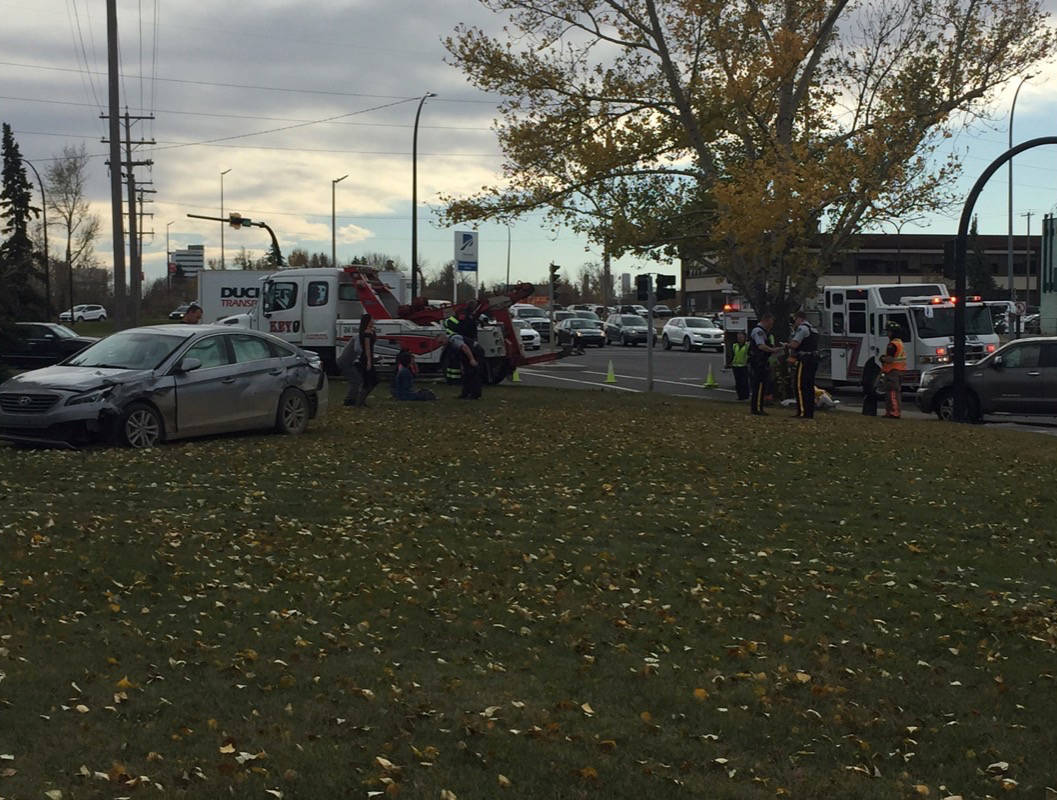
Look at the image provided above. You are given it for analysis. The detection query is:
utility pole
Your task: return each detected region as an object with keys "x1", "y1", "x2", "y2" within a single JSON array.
[
  {"x1": 105, "y1": 0, "x2": 126, "y2": 327},
  {"x1": 602, "y1": 241, "x2": 611, "y2": 311},
  {"x1": 1023, "y1": 210, "x2": 1031, "y2": 310},
  {"x1": 166, "y1": 221, "x2": 174, "y2": 293},
  {"x1": 103, "y1": 109, "x2": 154, "y2": 325}
]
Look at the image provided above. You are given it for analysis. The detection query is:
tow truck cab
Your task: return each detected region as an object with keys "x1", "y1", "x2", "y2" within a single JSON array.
[{"x1": 812, "y1": 283, "x2": 999, "y2": 389}]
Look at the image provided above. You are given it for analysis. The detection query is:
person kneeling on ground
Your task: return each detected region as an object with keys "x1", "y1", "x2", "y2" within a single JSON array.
[{"x1": 395, "y1": 350, "x2": 436, "y2": 401}]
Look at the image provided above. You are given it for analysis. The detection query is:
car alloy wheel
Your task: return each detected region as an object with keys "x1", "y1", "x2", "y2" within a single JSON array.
[
  {"x1": 121, "y1": 402, "x2": 163, "y2": 448},
  {"x1": 683, "y1": 337, "x2": 693, "y2": 352},
  {"x1": 276, "y1": 388, "x2": 309, "y2": 435},
  {"x1": 662, "y1": 335, "x2": 671, "y2": 350}
]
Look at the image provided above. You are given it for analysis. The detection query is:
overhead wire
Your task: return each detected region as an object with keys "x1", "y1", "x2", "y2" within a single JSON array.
[
  {"x1": 64, "y1": 0, "x2": 104, "y2": 112},
  {"x1": 0, "y1": 94, "x2": 494, "y2": 130},
  {"x1": 0, "y1": 60, "x2": 500, "y2": 104}
]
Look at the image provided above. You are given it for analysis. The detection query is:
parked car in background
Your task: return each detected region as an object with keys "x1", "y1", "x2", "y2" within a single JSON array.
[
  {"x1": 169, "y1": 304, "x2": 192, "y2": 320},
  {"x1": 661, "y1": 317, "x2": 725, "y2": 352},
  {"x1": 555, "y1": 318, "x2": 606, "y2": 348},
  {"x1": 916, "y1": 337, "x2": 1057, "y2": 421},
  {"x1": 58, "y1": 304, "x2": 108, "y2": 323},
  {"x1": 0, "y1": 323, "x2": 98, "y2": 370},
  {"x1": 604, "y1": 314, "x2": 651, "y2": 346},
  {"x1": 0, "y1": 325, "x2": 327, "y2": 448},
  {"x1": 510, "y1": 304, "x2": 551, "y2": 339},
  {"x1": 652, "y1": 304, "x2": 674, "y2": 318},
  {"x1": 553, "y1": 310, "x2": 576, "y2": 327},
  {"x1": 512, "y1": 319, "x2": 541, "y2": 351}
]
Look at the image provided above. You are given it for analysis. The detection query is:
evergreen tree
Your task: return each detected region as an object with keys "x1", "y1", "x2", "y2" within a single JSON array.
[{"x1": 0, "y1": 122, "x2": 45, "y2": 338}]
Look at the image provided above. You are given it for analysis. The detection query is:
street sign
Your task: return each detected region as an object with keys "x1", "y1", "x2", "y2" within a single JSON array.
[
  {"x1": 168, "y1": 262, "x2": 177, "y2": 275},
  {"x1": 455, "y1": 230, "x2": 478, "y2": 272},
  {"x1": 1015, "y1": 301, "x2": 1027, "y2": 316}
]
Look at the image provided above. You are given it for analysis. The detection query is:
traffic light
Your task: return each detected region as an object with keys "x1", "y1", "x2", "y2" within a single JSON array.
[
  {"x1": 229, "y1": 212, "x2": 244, "y2": 229},
  {"x1": 635, "y1": 274, "x2": 650, "y2": 302},
  {"x1": 549, "y1": 263, "x2": 561, "y2": 292},
  {"x1": 656, "y1": 273, "x2": 676, "y2": 301}
]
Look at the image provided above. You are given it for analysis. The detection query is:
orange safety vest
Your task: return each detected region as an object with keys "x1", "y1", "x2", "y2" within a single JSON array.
[{"x1": 882, "y1": 338, "x2": 907, "y2": 373}]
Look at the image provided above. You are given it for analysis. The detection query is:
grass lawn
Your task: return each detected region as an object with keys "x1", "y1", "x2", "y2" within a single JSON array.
[{"x1": 1, "y1": 385, "x2": 1055, "y2": 799}]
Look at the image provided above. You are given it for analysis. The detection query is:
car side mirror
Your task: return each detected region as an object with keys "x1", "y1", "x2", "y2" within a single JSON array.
[
  {"x1": 992, "y1": 355, "x2": 1003, "y2": 369},
  {"x1": 176, "y1": 356, "x2": 202, "y2": 374}
]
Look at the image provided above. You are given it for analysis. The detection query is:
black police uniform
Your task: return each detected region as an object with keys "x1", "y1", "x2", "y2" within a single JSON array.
[
  {"x1": 748, "y1": 324, "x2": 770, "y2": 415},
  {"x1": 791, "y1": 320, "x2": 819, "y2": 418}
]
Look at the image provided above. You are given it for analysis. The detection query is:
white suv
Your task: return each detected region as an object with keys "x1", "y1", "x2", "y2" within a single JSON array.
[
  {"x1": 59, "y1": 304, "x2": 108, "y2": 323},
  {"x1": 661, "y1": 317, "x2": 724, "y2": 352}
]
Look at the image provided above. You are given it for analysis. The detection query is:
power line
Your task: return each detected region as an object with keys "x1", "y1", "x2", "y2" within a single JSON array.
[
  {"x1": 0, "y1": 95, "x2": 494, "y2": 131},
  {"x1": 64, "y1": 0, "x2": 103, "y2": 111},
  {"x1": 0, "y1": 59, "x2": 500, "y2": 104},
  {"x1": 15, "y1": 129, "x2": 503, "y2": 158}
]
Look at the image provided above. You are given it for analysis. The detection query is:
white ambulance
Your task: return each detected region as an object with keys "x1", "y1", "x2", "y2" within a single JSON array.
[{"x1": 807, "y1": 283, "x2": 999, "y2": 389}]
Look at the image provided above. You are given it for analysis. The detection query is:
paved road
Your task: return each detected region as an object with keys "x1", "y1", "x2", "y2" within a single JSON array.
[{"x1": 515, "y1": 344, "x2": 1057, "y2": 436}]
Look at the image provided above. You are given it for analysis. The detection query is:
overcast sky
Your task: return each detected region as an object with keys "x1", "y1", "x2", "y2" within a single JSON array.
[{"x1": 4, "y1": 0, "x2": 1057, "y2": 292}]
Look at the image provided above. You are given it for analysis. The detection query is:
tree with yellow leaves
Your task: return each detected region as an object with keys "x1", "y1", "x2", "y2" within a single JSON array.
[{"x1": 442, "y1": 0, "x2": 1052, "y2": 324}]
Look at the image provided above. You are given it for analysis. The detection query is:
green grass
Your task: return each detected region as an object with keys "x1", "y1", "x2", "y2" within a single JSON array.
[{"x1": 1, "y1": 385, "x2": 1056, "y2": 799}]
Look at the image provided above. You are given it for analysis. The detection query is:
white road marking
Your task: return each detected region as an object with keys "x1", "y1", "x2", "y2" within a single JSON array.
[
  {"x1": 516, "y1": 370, "x2": 641, "y2": 392},
  {"x1": 581, "y1": 370, "x2": 736, "y2": 392}
]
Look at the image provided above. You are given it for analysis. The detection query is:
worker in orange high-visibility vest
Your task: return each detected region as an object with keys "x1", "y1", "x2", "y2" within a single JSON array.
[{"x1": 880, "y1": 321, "x2": 907, "y2": 418}]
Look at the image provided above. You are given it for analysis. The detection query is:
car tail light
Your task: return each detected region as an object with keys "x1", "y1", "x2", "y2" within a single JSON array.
[
  {"x1": 986, "y1": 344, "x2": 996, "y2": 353},
  {"x1": 935, "y1": 346, "x2": 947, "y2": 356}
]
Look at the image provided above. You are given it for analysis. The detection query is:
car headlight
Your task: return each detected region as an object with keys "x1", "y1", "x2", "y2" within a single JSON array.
[{"x1": 66, "y1": 386, "x2": 115, "y2": 406}]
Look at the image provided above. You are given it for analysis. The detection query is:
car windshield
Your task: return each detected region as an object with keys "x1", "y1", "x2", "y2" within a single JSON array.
[
  {"x1": 913, "y1": 306, "x2": 993, "y2": 338},
  {"x1": 47, "y1": 324, "x2": 78, "y2": 338},
  {"x1": 621, "y1": 315, "x2": 644, "y2": 325},
  {"x1": 683, "y1": 319, "x2": 715, "y2": 329},
  {"x1": 568, "y1": 320, "x2": 594, "y2": 329},
  {"x1": 65, "y1": 330, "x2": 189, "y2": 370},
  {"x1": 573, "y1": 311, "x2": 599, "y2": 321},
  {"x1": 517, "y1": 308, "x2": 547, "y2": 319}
]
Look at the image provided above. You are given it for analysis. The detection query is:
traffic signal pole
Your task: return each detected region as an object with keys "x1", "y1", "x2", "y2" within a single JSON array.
[{"x1": 646, "y1": 276, "x2": 655, "y2": 392}]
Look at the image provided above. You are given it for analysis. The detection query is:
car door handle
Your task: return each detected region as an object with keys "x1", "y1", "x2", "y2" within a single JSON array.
[
  {"x1": 1028, "y1": 371, "x2": 1041, "y2": 377},
  {"x1": 221, "y1": 377, "x2": 237, "y2": 384},
  {"x1": 268, "y1": 368, "x2": 284, "y2": 375}
]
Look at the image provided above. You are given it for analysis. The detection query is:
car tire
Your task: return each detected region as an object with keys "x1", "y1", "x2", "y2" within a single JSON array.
[
  {"x1": 662, "y1": 335, "x2": 671, "y2": 350},
  {"x1": 75, "y1": 316, "x2": 84, "y2": 323},
  {"x1": 622, "y1": 335, "x2": 629, "y2": 347},
  {"x1": 683, "y1": 337, "x2": 693, "y2": 352},
  {"x1": 118, "y1": 402, "x2": 164, "y2": 448},
  {"x1": 99, "y1": 314, "x2": 107, "y2": 321},
  {"x1": 275, "y1": 388, "x2": 310, "y2": 435},
  {"x1": 935, "y1": 389, "x2": 980, "y2": 423}
]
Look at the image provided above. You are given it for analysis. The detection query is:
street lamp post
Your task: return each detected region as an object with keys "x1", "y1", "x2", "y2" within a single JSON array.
[
  {"x1": 220, "y1": 168, "x2": 231, "y2": 268},
  {"x1": 332, "y1": 174, "x2": 348, "y2": 268},
  {"x1": 166, "y1": 220, "x2": 174, "y2": 292},
  {"x1": 23, "y1": 159, "x2": 50, "y2": 318},
  {"x1": 1008, "y1": 75, "x2": 1032, "y2": 303},
  {"x1": 411, "y1": 91, "x2": 436, "y2": 299}
]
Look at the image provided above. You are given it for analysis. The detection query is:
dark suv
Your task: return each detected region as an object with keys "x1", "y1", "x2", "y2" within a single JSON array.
[
  {"x1": 916, "y1": 337, "x2": 1057, "y2": 420},
  {"x1": 0, "y1": 323, "x2": 98, "y2": 370},
  {"x1": 604, "y1": 314, "x2": 651, "y2": 346}
]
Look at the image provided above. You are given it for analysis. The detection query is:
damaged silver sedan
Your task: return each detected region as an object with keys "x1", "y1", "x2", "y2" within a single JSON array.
[{"x1": 0, "y1": 325, "x2": 328, "y2": 448}]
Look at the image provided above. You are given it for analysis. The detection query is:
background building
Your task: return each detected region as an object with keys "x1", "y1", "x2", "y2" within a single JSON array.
[
  {"x1": 682, "y1": 233, "x2": 1041, "y2": 313},
  {"x1": 171, "y1": 245, "x2": 206, "y2": 281}
]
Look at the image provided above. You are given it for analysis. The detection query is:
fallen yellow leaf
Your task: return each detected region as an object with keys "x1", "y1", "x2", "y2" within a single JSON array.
[{"x1": 693, "y1": 688, "x2": 708, "y2": 701}]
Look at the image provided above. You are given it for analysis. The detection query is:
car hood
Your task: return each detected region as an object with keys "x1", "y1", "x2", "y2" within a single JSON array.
[
  {"x1": 66, "y1": 336, "x2": 100, "y2": 347},
  {"x1": 1, "y1": 365, "x2": 155, "y2": 394}
]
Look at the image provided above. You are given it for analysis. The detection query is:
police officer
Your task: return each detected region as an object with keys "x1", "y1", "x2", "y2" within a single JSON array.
[
  {"x1": 442, "y1": 315, "x2": 462, "y2": 384},
  {"x1": 748, "y1": 313, "x2": 781, "y2": 415},
  {"x1": 786, "y1": 310, "x2": 820, "y2": 419},
  {"x1": 880, "y1": 321, "x2": 907, "y2": 418}
]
